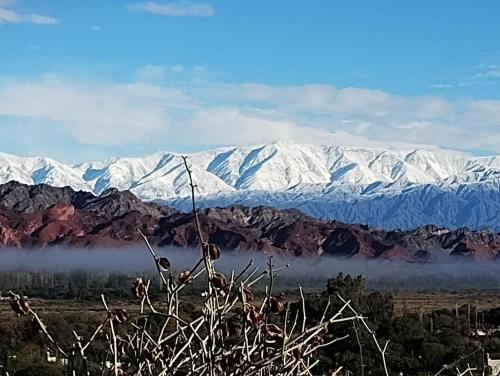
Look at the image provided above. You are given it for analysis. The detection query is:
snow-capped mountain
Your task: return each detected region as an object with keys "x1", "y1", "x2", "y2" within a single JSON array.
[{"x1": 1, "y1": 142, "x2": 500, "y2": 231}]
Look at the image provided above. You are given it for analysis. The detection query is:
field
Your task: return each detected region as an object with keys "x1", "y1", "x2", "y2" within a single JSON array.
[{"x1": 3, "y1": 290, "x2": 500, "y2": 317}]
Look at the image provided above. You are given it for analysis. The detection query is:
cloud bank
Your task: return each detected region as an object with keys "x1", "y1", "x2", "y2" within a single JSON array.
[
  {"x1": 0, "y1": 67, "x2": 499, "y2": 162},
  {"x1": 0, "y1": 2, "x2": 58, "y2": 25},
  {"x1": 3, "y1": 247, "x2": 500, "y2": 292}
]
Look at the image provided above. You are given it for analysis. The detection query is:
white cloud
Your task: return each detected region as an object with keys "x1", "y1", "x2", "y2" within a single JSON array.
[
  {"x1": 127, "y1": 1, "x2": 214, "y2": 17},
  {"x1": 429, "y1": 83, "x2": 454, "y2": 89},
  {"x1": 430, "y1": 64, "x2": 500, "y2": 89},
  {"x1": 471, "y1": 70, "x2": 500, "y2": 80},
  {"x1": 0, "y1": 5, "x2": 58, "y2": 25},
  {"x1": 197, "y1": 84, "x2": 452, "y2": 121},
  {"x1": 176, "y1": 107, "x2": 427, "y2": 151},
  {"x1": 454, "y1": 64, "x2": 500, "y2": 87},
  {"x1": 0, "y1": 70, "x2": 500, "y2": 159},
  {"x1": 136, "y1": 64, "x2": 167, "y2": 82},
  {"x1": 0, "y1": 76, "x2": 197, "y2": 147}
]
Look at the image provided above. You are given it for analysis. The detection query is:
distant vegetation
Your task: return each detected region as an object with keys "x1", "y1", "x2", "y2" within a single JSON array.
[
  {"x1": 3, "y1": 262, "x2": 500, "y2": 303},
  {"x1": 3, "y1": 273, "x2": 500, "y2": 375}
]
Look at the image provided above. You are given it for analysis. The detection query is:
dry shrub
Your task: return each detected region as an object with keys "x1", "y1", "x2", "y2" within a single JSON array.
[{"x1": 6, "y1": 157, "x2": 392, "y2": 376}]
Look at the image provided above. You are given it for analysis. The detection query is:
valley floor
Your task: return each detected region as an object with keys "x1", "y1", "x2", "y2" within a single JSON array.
[{"x1": 3, "y1": 290, "x2": 500, "y2": 317}]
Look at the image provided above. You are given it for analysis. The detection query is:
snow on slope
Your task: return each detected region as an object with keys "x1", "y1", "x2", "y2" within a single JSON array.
[
  {"x1": 1, "y1": 142, "x2": 499, "y2": 200},
  {"x1": 0, "y1": 152, "x2": 88, "y2": 190},
  {"x1": 2, "y1": 142, "x2": 500, "y2": 230}
]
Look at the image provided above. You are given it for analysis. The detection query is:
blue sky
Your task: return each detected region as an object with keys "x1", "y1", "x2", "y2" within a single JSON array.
[{"x1": 1, "y1": 0, "x2": 500, "y2": 162}]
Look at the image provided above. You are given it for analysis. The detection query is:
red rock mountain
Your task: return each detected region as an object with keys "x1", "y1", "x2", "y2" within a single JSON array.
[{"x1": 0, "y1": 181, "x2": 499, "y2": 261}]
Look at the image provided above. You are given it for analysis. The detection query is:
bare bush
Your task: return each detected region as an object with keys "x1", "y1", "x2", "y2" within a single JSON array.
[{"x1": 5, "y1": 156, "x2": 393, "y2": 376}]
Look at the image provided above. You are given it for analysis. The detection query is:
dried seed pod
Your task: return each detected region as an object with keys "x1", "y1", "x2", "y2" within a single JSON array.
[
  {"x1": 131, "y1": 278, "x2": 146, "y2": 299},
  {"x1": 238, "y1": 284, "x2": 254, "y2": 304},
  {"x1": 113, "y1": 308, "x2": 129, "y2": 323},
  {"x1": 210, "y1": 272, "x2": 227, "y2": 290},
  {"x1": 157, "y1": 257, "x2": 171, "y2": 271},
  {"x1": 245, "y1": 305, "x2": 263, "y2": 328},
  {"x1": 10, "y1": 297, "x2": 30, "y2": 316},
  {"x1": 206, "y1": 243, "x2": 221, "y2": 260},
  {"x1": 269, "y1": 296, "x2": 285, "y2": 313},
  {"x1": 265, "y1": 323, "x2": 283, "y2": 337},
  {"x1": 265, "y1": 323, "x2": 285, "y2": 347},
  {"x1": 178, "y1": 270, "x2": 192, "y2": 284}
]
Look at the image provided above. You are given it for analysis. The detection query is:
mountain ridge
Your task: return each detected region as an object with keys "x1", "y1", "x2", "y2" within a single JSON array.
[
  {"x1": 0, "y1": 181, "x2": 499, "y2": 261},
  {"x1": 1, "y1": 142, "x2": 499, "y2": 231}
]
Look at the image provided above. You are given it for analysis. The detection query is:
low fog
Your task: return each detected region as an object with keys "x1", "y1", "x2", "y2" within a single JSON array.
[{"x1": 1, "y1": 247, "x2": 500, "y2": 291}]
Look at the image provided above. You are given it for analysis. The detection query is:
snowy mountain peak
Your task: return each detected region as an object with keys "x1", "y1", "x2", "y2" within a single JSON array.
[{"x1": 1, "y1": 143, "x2": 499, "y2": 203}]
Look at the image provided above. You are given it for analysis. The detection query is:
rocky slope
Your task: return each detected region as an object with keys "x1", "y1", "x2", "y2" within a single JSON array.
[
  {"x1": 1, "y1": 142, "x2": 500, "y2": 231},
  {"x1": 0, "y1": 182, "x2": 499, "y2": 261}
]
